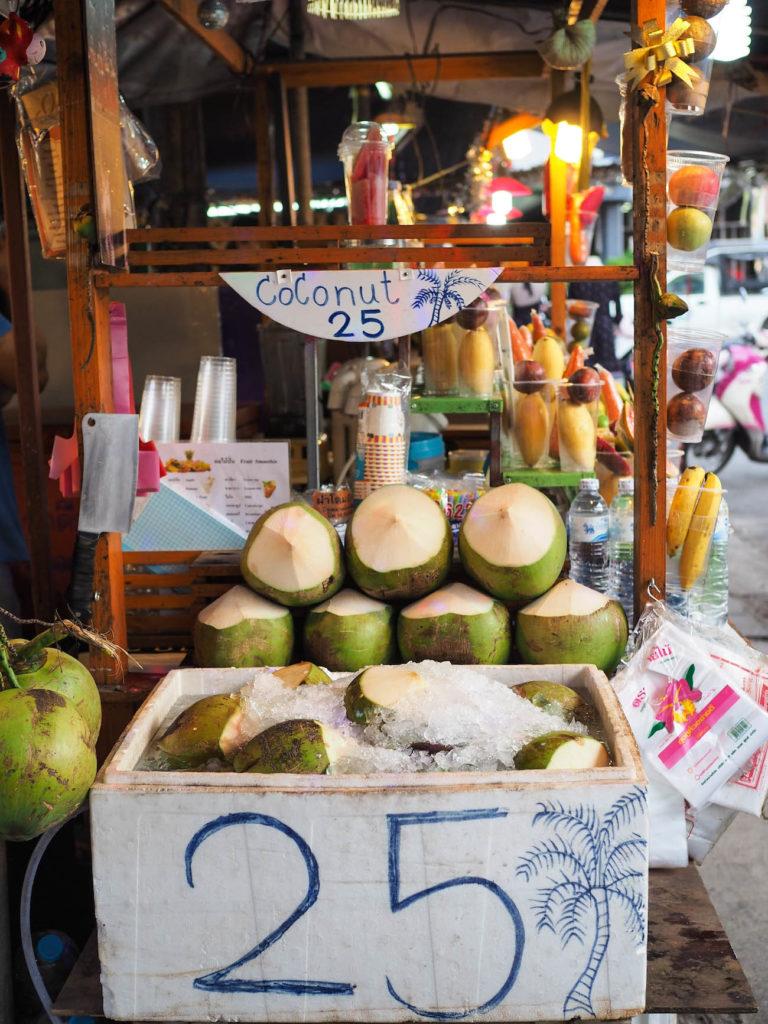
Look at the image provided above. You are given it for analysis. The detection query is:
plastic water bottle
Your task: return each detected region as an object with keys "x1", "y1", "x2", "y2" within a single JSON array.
[
  {"x1": 567, "y1": 478, "x2": 609, "y2": 591},
  {"x1": 32, "y1": 931, "x2": 78, "y2": 1001},
  {"x1": 609, "y1": 477, "x2": 635, "y2": 628},
  {"x1": 690, "y1": 496, "x2": 729, "y2": 627}
]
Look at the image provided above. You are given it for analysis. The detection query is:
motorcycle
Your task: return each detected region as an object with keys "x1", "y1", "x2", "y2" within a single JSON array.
[{"x1": 684, "y1": 338, "x2": 768, "y2": 473}]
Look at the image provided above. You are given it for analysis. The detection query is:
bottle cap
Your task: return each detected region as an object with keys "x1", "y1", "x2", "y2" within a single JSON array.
[
  {"x1": 579, "y1": 478, "x2": 599, "y2": 492},
  {"x1": 618, "y1": 477, "x2": 635, "y2": 494},
  {"x1": 36, "y1": 933, "x2": 64, "y2": 963}
]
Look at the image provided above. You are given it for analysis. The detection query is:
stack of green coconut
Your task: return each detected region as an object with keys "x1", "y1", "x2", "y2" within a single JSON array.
[{"x1": 197, "y1": 482, "x2": 628, "y2": 675}]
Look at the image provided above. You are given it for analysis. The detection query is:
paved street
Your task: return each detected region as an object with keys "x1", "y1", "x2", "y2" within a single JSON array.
[{"x1": 696, "y1": 450, "x2": 768, "y2": 1020}]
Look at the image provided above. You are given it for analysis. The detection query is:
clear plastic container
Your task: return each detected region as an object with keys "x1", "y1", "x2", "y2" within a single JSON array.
[
  {"x1": 566, "y1": 298, "x2": 599, "y2": 352},
  {"x1": 138, "y1": 375, "x2": 181, "y2": 442},
  {"x1": 421, "y1": 323, "x2": 459, "y2": 396},
  {"x1": 665, "y1": 1, "x2": 717, "y2": 117},
  {"x1": 609, "y1": 477, "x2": 635, "y2": 628},
  {"x1": 190, "y1": 356, "x2": 237, "y2": 443},
  {"x1": 596, "y1": 449, "x2": 633, "y2": 506},
  {"x1": 338, "y1": 121, "x2": 392, "y2": 227},
  {"x1": 666, "y1": 326, "x2": 726, "y2": 443},
  {"x1": 568, "y1": 477, "x2": 610, "y2": 592},
  {"x1": 447, "y1": 448, "x2": 487, "y2": 475},
  {"x1": 565, "y1": 208, "x2": 598, "y2": 266},
  {"x1": 690, "y1": 496, "x2": 729, "y2": 627},
  {"x1": 505, "y1": 379, "x2": 557, "y2": 470},
  {"x1": 665, "y1": 480, "x2": 725, "y2": 617},
  {"x1": 666, "y1": 150, "x2": 729, "y2": 274},
  {"x1": 557, "y1": 379, "x2": 599, "y2": 472}
]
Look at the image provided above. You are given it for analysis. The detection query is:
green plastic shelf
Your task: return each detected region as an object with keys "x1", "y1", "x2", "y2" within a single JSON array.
[
  {"x1": 502, "y1": 468, "x2": 596, "y2": 488},
  {"x1": 410, "y1": 393, "x2": 503, "y2": 414}
]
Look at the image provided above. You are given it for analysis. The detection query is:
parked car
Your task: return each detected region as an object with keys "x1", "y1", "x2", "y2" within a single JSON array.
[{"x1": 616, "y1": 240, "x2": 768, "y2": 359}]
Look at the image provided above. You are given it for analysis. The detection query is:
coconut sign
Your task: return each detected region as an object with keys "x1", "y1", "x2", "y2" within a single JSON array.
[{"x1": 220, "y1": 267, "x2": 501, "y2": 342}]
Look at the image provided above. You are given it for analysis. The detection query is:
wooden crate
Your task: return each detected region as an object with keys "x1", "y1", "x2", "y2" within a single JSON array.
[
  {"x1": 91, "y1": 664, "x2": 648, "y2": 1022},
  {"x1": 123, "y1": 551, "x2": 241, "y2": 651}
]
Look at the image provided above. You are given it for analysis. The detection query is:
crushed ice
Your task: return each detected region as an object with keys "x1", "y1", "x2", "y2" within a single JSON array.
[{"x1": 209, "y1": 662, "x2": 587, "y2": 775}]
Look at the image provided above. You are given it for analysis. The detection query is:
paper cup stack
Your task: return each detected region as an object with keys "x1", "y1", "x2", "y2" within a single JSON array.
[{"x1": 354, "y1": 390, "x2": 406, "y2": 500}]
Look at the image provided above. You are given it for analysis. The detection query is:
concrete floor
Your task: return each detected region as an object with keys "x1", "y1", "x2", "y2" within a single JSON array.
[{"x1": 697, "y1": 450, "x2": 768, "y2": 1021}]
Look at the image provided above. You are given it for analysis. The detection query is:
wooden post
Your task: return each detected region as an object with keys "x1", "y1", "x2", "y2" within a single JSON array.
[
  {"x1": 549, "y1": 70, "x2": 567, "y2": 336},
  {"x1": 0, "y1": 95, "x2": 54, "y2": 620},
  {"x1": 255, "y1": 76, "x2": 275, "y2": 227},
  {"x1": 278, "y1": 76, "x2": 297, "y2": 228},
  {"x1": 288, "y1": 0, "x2": 314, "y2": 227},
  {"x1": 631, "y1": 0, "x2": 668, "y2": 615},
  {"x1": 55, "y1": 0, "x2": 127, "y2": 683}
]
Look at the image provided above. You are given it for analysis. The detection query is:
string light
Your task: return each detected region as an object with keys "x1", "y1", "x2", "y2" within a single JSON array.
[{"x1": 306, "y1": 0, "x2": 400, "y2": 19}]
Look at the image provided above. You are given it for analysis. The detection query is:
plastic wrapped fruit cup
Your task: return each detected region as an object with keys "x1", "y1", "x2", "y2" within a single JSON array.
[
  {"x1": 566, "y1": 299, "x2": 599, "y2": 351},
  {"x1": 556, "y1": 381, "x2": 599, "y2": 473},
  {"x1": 666, "y1": 326, "x2": 726, "y2": 443},
  {"x1": 596, "y1": 448, "x2": 633, "y2": 505},
  {"x1": 565, "y1": 209, "x2": 598, "y2": 267},
  {"x1": 666, "y1": 150, "x2": 729, "y2": 273},
  {"x1": 338, "y1": 121, "x2": 392, "y2": 227},
  {"x1": 504, "y1": 378, "x2": 557, "y2": 471}
]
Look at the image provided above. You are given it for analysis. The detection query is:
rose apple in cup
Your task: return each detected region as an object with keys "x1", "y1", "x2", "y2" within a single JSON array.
[
  {"x1": 514, "y1": 360, "x2": 546, "y2": 394},
  {"x1": 667, "y1": 392, "x2": 707, "y2": 438},
  {"x1": 457, "y1": 296, "x2": 489, "y2": 330},
  {"x1": 668, "y1": 165, "x2": 720, "y2": 209},
  {"x1": 667, "y1": 207, "x2": 713, "y2": 252},
  {"x1": 568, "y1": 367, "x2": 602, "y2": 405},
  {"x1": 671, "y1": 347, "x2": 717, "y2": 393}
]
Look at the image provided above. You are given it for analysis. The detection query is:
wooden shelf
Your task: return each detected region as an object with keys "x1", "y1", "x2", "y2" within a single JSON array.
[
  {"x1": 411, "y1": 394, "x2": 503, "y2": 415},
  {"x1": 503, "y1": 468, "x2": 595, "y2": 488}
]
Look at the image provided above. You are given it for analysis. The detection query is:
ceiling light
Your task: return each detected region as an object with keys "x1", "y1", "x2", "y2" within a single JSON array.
[
  {"x1": 710, "y1": 0, "x2": 751, "y2": 61},
  {"x1": 307, "y1": 0, "x2": 400, "y2": 19},
  {"x1": 502, "y1": 130, "x2": 534, "y2": 161},
  {"x1": 375, "y1": 81, "x2": 394, "y2": 100}
]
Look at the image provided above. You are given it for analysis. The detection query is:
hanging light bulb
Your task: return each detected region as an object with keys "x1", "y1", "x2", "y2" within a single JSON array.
[
  {"x1": 553, "y1": 123, "x2": 585, "y2": 165},
  {"x1": 307, "y1": 0, "x2": 400, "y2": 19},
  {"x1": 197, "y1": 0, "x2": 230, "y2": 29},
  {"x1": 710, "y1": 0, "x2": 752, "y2": 61},
  {"x1": 502, "y1": 130, "x2": 534, "y2": 162}
]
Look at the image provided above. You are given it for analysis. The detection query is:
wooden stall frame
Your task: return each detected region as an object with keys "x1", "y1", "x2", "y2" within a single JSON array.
[{"x1": 51, "y1": 0, "x2": 666, "y2": 679}]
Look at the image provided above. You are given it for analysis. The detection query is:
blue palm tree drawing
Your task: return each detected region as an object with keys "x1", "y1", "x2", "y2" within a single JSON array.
[
  {"x1": 411, "y1": 268, "x2": 485, "y2": 326},
  {"x1": 516, "y1": 787, "x2": 647, "y2": 1018}
]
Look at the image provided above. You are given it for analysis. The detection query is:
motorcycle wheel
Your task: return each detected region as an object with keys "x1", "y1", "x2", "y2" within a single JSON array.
[{"x1": 683, "y1": 430, "x2": 736, "y2": 474}]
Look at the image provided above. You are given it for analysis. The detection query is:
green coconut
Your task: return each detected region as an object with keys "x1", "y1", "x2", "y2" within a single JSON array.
[
  {"x1": 344, "y1": 664, "x2": 426, "y2": 726},
  {"x1": 345, "y1": 485, "x2": 452, "y2": 601},
  {"x1": 459, "y1": 483, "x2": 566, "y2": 606},
  {"x1": 515, "y1": 579, "x2": 628, "y2": 674},
  {"x1": 273, "y1": 662, "x2": 333, "y2": 688},
  {"x1": 158, "y1": 694, "x2": 241, "y2": 767},
  {"x1": 241, "y1": 501, "x2": 344, "y2": 607},
  {"x1": 8, "y1": 639, "x2": 101, "y2": 744},
  {"x1": 398, "y1": 582, "x2": 511, "y2": 664},
  {"x1": 303, "y1": 589, "x2": 396, "y2": 672},
  {"x1": 512, "y1": 681, "x2": 591, "y2": 724},
  {"x1": 233, "y1": 719, "x2": 343, "y2": 774},
  {"x1": 0, "y1": 688, "x2": 96, "y2": 842},
  {"x1": 514, "y1": 731, "x2": 609, "y2": 770},
  {"x1": 194, "y1": 585, "x2": 294, "y2": 668}
]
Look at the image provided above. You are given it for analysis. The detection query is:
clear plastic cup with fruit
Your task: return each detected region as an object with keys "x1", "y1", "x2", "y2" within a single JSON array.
[
  {"x1": 557, "y1": 375, "x2": 601, "y2": 473},
  {"x1": 504, "y1": 363, "x2": 558, "y2": 471},
  {"x1": 666, "y1": 150, "x2": 729, "y2": 273},
  {"x1": 566, "y1": 299, "x2": 599, "y2": 352},
  {"x1": 665, "y1": 0, "x2": 723, "y2": 117},
  {"x1": 666, "y1": 326, "x2": 726, "y2": 443}
]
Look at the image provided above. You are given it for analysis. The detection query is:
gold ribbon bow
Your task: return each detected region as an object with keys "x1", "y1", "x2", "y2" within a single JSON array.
[{"x1": 624, "y1": 17, "x2": 701, "y2": 91}]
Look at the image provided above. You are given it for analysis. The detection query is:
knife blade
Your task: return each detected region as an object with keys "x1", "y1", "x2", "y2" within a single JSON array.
[{"x1": 67, "y1": 413, "x2": 139, "y2": 624}]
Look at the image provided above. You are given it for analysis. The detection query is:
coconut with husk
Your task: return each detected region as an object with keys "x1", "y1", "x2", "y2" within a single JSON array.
[
  {"x1": 241, "y1": 501, "x2": 344, "y2": 607},
  {"x1": 303, "y1": 589, "x2": 396, "y2": 672},
  {"x1": 459, "y1": 483, "x2": 566, "y2": 606},
  {"x1": 194, "y1": 586, "x2": 294, "y2": 668},
  {"x1": 397, "y1": 582, "x2": 511, "y2": 664},
  {"x1": 344, "y1": 664, "x2": 426, "y2": 726},
  {"x1": 233, "y1": 719, "x2": 344, "y2": 774},
  {"x1": 515, "y1": 579, "x2": 628, "y2": 674},
  {"x1": 345, "y1": 485, "x2": 452, "y2": 601}
]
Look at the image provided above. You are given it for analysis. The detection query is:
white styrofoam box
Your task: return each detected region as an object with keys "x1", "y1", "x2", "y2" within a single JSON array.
[{"x1": 91, "y1": 664, "x2": 648, "y2": 1023}]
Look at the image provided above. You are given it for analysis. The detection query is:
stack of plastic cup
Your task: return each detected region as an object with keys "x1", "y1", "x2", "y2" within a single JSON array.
[
  {"x1": 138, "y1": 375, "x2": 181, "y2": 442},
  {"x1": 190, "y1": 356, "x2": 237, "y2": 443}
]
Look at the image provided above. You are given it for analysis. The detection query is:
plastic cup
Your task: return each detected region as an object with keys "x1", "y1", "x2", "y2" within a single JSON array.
[
  {"x1": 566, "y1": 299, "x2": 599, "y2": 352},
  {"x1": 138, "y1": 375, "x2": 181, "y2": 442},
  {"x1": 666, "y1": 150, "x2": 729, "y2": 274},
  {"x1": 338, "y1": 121, "x2": 392, "y2": 227},
  {"x1": 666, "y1": 59, "x2": 713, "y2": 117},
  {"x1": 190, "y1": 356, "x2": 237, "y2": 443},
  {"x1": 566, "y1": 209, "x2": 598, "y2": 266},
  {"x1": 666, "y1": 327, "x2": 726, "y2": 444},
  {"x1": 421, "y1": 323, "x2": 459, "y2": 396},
  {"x1": 504, "y1": 379, "x2": 557, "y2": 471},
  {"x1": 556, "y1": 380, "x2": 599, "y2": 472}
]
